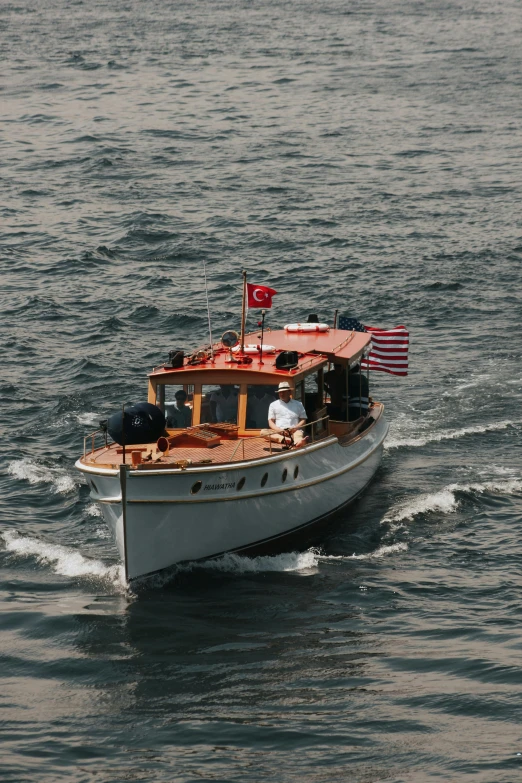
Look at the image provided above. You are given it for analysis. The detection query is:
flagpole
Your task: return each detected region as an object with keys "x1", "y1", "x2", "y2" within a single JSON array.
[
  {"x1": 259, "y1": 309, "x2": 266, "y2": 365},
  {"x1": 240, "y1": 270, "x2": 247, "y2": 355},
  {"x1": 202, "y1": 258, "x2": 214, "y2": 363}
]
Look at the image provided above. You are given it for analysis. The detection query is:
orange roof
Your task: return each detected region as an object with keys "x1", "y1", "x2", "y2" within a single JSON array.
[
  {"x1": 149, "y1": 348, "x2": 327, "y2": 380},
  {"x1": 249, "y1": 328, "x2": 370, "y2": 363},
  {"x1": 149, "y1": 328, "x2": 369, "y2": 381}
]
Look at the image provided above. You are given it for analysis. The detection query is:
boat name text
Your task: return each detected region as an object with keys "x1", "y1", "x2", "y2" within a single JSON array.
[{"x1": 204, "y1": 482, "x2": 236, "y2": 491}]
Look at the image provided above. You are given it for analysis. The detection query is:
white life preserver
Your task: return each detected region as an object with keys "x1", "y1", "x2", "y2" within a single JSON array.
[
  {"x1": 284, "y1": 323, "x2": 329, "y2": 333},
  {"x1": 232, "y1": 344, "x2": 276, "y2": 354}
]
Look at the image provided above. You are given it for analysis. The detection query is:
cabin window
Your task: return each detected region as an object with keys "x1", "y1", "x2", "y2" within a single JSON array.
[
  {"x1": 302, "y1": 369, "x2": 329, "y2": 437},
  {"x1": 200, "y1": 385, "x2": 239, "y2": 424},
  {"x1": 293, "y1": 381, "x2": 304, "y2": 402},
  {"x1": 304, "y1": 371, "x2": 322, "y2": 415},
  {"x1": 246, "y1": 385, "x2": 278, "y2": 429},
  {"x1": 323, "y1": 363, "x2": 348, "y2": 422},
  {"x1": 159, "y1": 384, "x2": 194, "y2": 429}
]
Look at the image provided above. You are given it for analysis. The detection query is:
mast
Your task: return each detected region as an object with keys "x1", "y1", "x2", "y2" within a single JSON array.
[{"x1": 202, "y1": 259, "x2": 214, "y2": 362}]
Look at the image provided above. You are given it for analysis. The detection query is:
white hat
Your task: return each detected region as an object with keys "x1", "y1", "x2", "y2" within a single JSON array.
[{"x1": 277, "y1": 381, "x2": 292, "y2": 392}]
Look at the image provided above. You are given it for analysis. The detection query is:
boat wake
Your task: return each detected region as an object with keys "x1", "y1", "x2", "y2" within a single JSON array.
[
  {"x1": 137, "y1": 550, "x2": 322, "y2": 587},
  {"x1": 2, "y1": 528, "x2": 410, "y2": 594},
  {"x1": 7, "y1": 458, "x2": 81, "y2": 495},
  {"x1": 385, "y1": 419, "x2": 519, "y2": 450},
  {"x1": 382, "y1": 477, "x2": 522, "y2": 528},
  {"x1": 134, "y1": 544, "x2": 409, "y2": 589},
  {"x1": 1, "y1": 530, "x2": 126, "y2": 590},
  {"x1": 348, "y1": 542, "x2": 408, "y2": 560}
]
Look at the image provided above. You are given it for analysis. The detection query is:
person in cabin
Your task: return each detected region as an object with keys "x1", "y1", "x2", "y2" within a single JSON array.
[
  {"x1": 247, "y1": 386, "x2": 275, "y2": 428},
  {"x1": 323, "y1": 363, "x2": 347, "y2": 420},
  {"x1": 166, "y1": 389, "x2": 192, "y2": 429},
  {"x1": 210, "y1": 385, "x2": 238, "y2": 423},
  {"x1": 265, "y1": 381, "x2": 308, "y2": 447},
  {"x1": 347, "y1": 364, "x2": 370, "y2": 421}
]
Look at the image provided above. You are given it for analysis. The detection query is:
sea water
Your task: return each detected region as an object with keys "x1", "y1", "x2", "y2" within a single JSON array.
[{"x1": 1, "y1": 0, "x2": 521, "y2": 780}]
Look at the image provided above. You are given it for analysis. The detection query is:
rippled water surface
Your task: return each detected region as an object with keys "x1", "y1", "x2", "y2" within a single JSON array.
[{"x1": 1, "y1": 0, "x2": 522, "y2": 780}]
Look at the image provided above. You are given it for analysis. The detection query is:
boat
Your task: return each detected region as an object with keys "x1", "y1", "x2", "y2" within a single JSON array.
[{"x1": 76, "y1": 318, "x2": 389, "y2": 580}]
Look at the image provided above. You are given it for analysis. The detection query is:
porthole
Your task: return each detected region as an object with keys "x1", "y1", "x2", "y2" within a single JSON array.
[
  {"x1": 261, "y1": 473, "x2": 268, "y2": 487},
  {"x1": 294, "y1": 465, "x2": 299, "y2": 480},
  {"x1": 191, "y1": 480, "x2": 202, "y2": 495},
  {"x1": 237, "y1": 477, "x2": 246, "y2": 491},
  {"x1": 282, "y1": 468, "x2": 288, "y2": 483},
  {"x1": 90, "y1": 480, "x2": 99, "y2": 494}
]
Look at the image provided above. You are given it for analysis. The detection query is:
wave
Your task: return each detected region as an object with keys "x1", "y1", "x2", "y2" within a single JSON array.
[
  {"x1": 383, "y1": 478, "x2": 522, "y2": 525},
  {"x1": 76, "y1": 412, "x2": 101, "y2": 427},
  {"x1": 311, "y1": 542, "x2": 408, "y2": 561},
  {"x1": 385, "y1": 419, "x2": 518, "y2": 449},
  {"x1": 184, "y1": 549, "x2": 320, "y2": 576},
  {"x1": 1, "y1": 531, "x2": 126, "y2": 590},
  {"x1": 348, "y1": 542, "x2": 408, "y2": 560},
  {"x1": 174, "y1": 543, "x2": 408, "y2": 574},
  {"x1": 132, "y1": 549, "x2": 321, "y2": 589},
  {"x1": 135, "y1": 544, "x2": 409, "y2": 589},
  {"x1": 7, "y1": 459, "x2": 80, "y2": 495}
]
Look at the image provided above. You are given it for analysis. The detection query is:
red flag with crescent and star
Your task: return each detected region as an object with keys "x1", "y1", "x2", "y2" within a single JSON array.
[{"x1": 246, "y1": 283, "x2": 278, "y2": 308}]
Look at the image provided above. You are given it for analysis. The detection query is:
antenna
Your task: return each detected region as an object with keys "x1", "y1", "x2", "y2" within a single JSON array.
[{"x1": 202, "y1": 259, "x2": 214, "y2": 361}]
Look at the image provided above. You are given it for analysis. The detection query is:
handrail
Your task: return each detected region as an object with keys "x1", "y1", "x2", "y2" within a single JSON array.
[
  {"x1": 230, "y1": 433, "x2": 273, "y2": 461},
  {"x1": 83, "y1": 428, "x2": 108, "y2": 458},
  {"x1": 301, "y1": 413, "x2": 330, "y2": 444},
  {"x1": 229, "y1": 414, "x2": 330, "y2": 460}
]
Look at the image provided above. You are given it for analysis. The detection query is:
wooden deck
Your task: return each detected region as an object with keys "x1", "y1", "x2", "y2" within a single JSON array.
[
  {"x1": 81, "y1": 434, "x2": 302, "y2": 470},
  {"x1": 80, "y1": 406, "x2": 382, "y2": 471}
]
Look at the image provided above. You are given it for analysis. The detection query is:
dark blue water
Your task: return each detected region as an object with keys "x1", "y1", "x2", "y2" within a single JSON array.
[{"x1": 1, "y1": 0, "x2": 522, "y2": 780}]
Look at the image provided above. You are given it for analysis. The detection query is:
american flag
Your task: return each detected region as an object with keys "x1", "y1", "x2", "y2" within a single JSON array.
[{"x1": 338, "y1": 316, "x2": 409, "y2": 376}]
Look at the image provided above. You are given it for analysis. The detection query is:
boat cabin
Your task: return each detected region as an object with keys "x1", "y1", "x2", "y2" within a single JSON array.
[{"x1": 147, "y1": 327, "x2": 372, "y2": 439}]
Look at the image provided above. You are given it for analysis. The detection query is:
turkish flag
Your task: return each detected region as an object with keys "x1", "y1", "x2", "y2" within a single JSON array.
[{"x1": 247, "y1": 283, "x2": 278, "y2": 309}]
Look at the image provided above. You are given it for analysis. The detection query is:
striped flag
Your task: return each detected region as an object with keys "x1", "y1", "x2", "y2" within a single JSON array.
[{"x1": 338, "y1": 317, "x2": 409, "y2": 376}]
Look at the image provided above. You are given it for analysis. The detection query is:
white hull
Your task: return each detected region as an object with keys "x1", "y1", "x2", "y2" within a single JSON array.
[{"x1": 77, "y1": 416, "x2": 388, "y2": 580}]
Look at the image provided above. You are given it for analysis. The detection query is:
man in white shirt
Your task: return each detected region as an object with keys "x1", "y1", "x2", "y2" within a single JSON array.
[{"x1": 267, "y1": 381, "x2": 308, "y2": 448}]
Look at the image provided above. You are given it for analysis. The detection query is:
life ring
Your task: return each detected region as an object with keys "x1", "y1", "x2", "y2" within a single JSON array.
[
  {"x1": 284, "y1": 323, "x2": 329, "y2": 333},
  {"x1": 231, "y1": 344, "x2": 276, "y2": 354}
]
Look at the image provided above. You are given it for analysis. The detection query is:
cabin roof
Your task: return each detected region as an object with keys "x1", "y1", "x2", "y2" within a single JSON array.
[
  {"x1": 148, "y1": 328, "x2": 370, "y2": 382},
  {"x1": 149, "y1": 349, "x2": 327, "y2": 381},
  {"x1": 250, "y1": 328, "x2": 371, "y2": 364}
]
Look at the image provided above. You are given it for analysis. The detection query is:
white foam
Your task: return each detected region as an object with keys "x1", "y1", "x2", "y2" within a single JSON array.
[
  {"x1": 1, "y1": 531, "x2": 126, "y2": 590},
  {"x1": 385, "y1": 419, "x2": 518, "y2": 449},
  {"x1": 86, "y1": 503, "x2": 101, "y2": 517},
  {"x1": 77, "y1": 412, "x2": 101, "y2": 426},
  {"x1": 7, "y1": 459, "x2": 79, "y2": 495},
  {"x1": 198, "y1": 549, "x2": 320, "y2": 574},
  {"x1": 131, "y1": 548, "x2": 322, "y2": 589},
  {"x1": 135, "y1": 543, "x2": 409, "y2": 589},
  {"x1": 350, "y1": 542, "x2": 408, "y2": 560},
  {"x1": 477, "y1": 465, "x2": 517, "y2": 478},
  {"x1": 453, "y1": 374, "x2": 492, "y2": 392},
  {"x1": 383, "y1": 478, "x2": 522, "y2": 525},
  {"x1": 384, "y1": 489, "x2": 459, "y2": 524}
]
